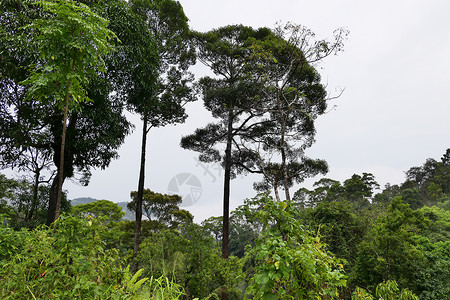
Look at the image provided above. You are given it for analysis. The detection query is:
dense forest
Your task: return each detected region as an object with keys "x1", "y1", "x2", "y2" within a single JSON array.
[{"x1": 0, "y1": 0, "x2": 448, "y2": 299}]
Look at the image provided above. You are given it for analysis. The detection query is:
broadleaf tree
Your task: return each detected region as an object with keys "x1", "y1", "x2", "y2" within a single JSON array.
[
  {"x1": 0, "y1": 0, "x2": 133, "y2": 226},
  {"x1": 127, "y1": 189, "x2": 193, "y2": 228},
  {"x1": 20, "y1": 0, "x2": 117, "y2": 223}
]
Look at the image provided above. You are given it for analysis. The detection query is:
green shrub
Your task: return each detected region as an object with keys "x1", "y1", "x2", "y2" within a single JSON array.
[
  {"x1": 0, "y1": 215, "x2": 129, "y2": 299},
  {"x1": 352, "y1": 281, "x2": 419, "y2": 300},
  {"x1": 241, "y1": 194, "x2": 347, "y2": 299}
]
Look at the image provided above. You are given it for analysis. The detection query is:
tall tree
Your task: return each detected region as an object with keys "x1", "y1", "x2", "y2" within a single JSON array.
[
  {"x1": 0, "y1": 0, "x2": 54, "y2": 220},
  {"x1": 235, "y1": 23, "x2": 348, "y2": 201},
  {"x1": 20, "y1": 0, "x2": 117, "y2": 223},
  {"x1": 123, "y1": 0, "x2": 196, "y2": 272},
  {"x1": 0, "y1": 0, "x2": 132, "y2": 226},
  {"x1": 181, "y1": 25, "x2": 273, "y2": 264}
]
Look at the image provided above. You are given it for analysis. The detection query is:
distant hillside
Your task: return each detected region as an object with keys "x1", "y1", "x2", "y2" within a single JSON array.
[
  {"x1": 70, "y1": 197, "x2": 97, "y2": 206},
  {"x1": 116, "y1": 201, "x2": 135, "y2": 221},
  {"x1": 70, "y1": 197, "x2": 135, "y2": 221}
]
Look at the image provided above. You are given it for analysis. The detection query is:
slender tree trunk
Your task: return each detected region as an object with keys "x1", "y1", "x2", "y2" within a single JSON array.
[
  {"x1": 273, "y1": 182, "x2": 281, "y2": 202},
  {"x1": 221, "y1": 108, "x2": 233, "y2": 300},
  {"x1": 54, "y1": 48, "x2": 77, "y2": 222},
  {"x1": 27, "y1": 167, "x2": 41, "y2": 223},
  {"x1": 46, "y1": 173, "x2": 60, "y2": 226},
  {"x1": 276, "y1": 88, "x2": 291, "y2": 201},
  {"x1": 222, "y1": 108, "x2": 233, "y2": 260},
  {"x1": 280, "y1": 143, "x2": 291, "y2": 201},
  {"x1": 133, "y1": 115, "x2": 148, "y2": 273}
]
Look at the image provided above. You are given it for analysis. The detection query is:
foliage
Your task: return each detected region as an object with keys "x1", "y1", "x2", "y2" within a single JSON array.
[
  {"x1": 0, "y1": 215, "x2": 129, "y2": 299},
  {"x1": 138, "y1": 229, "x2": 188, "y2": 281},
  {"x1": 304, "y1": 200, "x2": 365, "y2": 269},
  {"x1": 401, "y1": 149, "x2": 450, "y2": 208},
  {"x1": 351, "y1": 197, "x2": 430, "y2": 294},
  {"x1": 240, "y1": 194, "x2": 346, "y2": 299},
  {"x1": 414, "y1": 239, "x2": 450, "y2": 300},
  {"x1": 202, "y1": 214, "x2": 258, "y2": 258},
  {"x1": 0, "y1": 0, "x2": 132, "y2": 225},
  {"x1": 21, "y1": 0, "x2": 116, "y2": 110},
  {"x1": 296, "y1": 173, "x2": 379, "y2": 210},
  {"x1": 0, "y1": 174, "x2": 69, "y2": 228},
  {"x1": 352, "y1": 281, "x2": 418, "y2": 300},
  {"x1": 123, "y1": 266, "x2": 149, "y2": 295},
  {"x1": 70, "y1": 199, "x2": 125, "y2": 223},
  {"x1": 143, "y1": 275, "x2": 185, "y2": 300},
  {"x1": 128, "y1": 189, "x2": 193, "y2": 228},
  {"x1": 137, "y1": 224, "x2": 244, "y2": 299}
]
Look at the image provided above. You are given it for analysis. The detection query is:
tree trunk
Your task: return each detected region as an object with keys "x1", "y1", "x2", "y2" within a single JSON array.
[
  {"x1": 133, "y1": 115, "x2": 148, "y2": 273},
  {"x1": 54, "y1": 48, "x2": 77, "y2": 222},
  {"x1": 222, "y1": 108, "x2": 233, "y2": 260},
  {"x1": 26, "y1": 167, "x2": 41, "y2": 224},
  {"x1": 46, "y1": 172, "x2": 60, "y2": 226},
  {"x1": 276, "y1": 88, "x2": 291, "y2": 201},
  {"x1": 273, "y1": 182, "x2": 281, "y2": 202},
  {"x1": 280, "y1": 144, "x2": 291, "y2": 202},
  {"x1": 221, "y1": 108, "x2": 233, "y2": 300}
]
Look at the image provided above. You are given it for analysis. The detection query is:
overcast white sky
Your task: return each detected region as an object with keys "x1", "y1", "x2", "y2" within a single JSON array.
[{"x1": 65, "y1": 0, "x2": 450, "y2": 222}]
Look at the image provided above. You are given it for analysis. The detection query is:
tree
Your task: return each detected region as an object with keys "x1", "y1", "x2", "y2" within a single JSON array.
[
  {"x1": 181, "y1": 25, "x2": 273, "y2": 265},
  {"x1": 240, "y1": 194, "x2": 346, "y2": 299},
  {"x1": 401, "y1": 149, "x2": 450, "y2": 207},
  {"x1": 127, "y1": 189, "x2": 193, "y2": 228},
  {"x1": 1, "y1": 0, "x2": 130, "y2": 226},
  {"x1": 0, "y1": 0, "x2": 57, "y2": 224},
  {"x1": 70, "y1": 199, "x2": 125, "y2": 223},
  {"x1": 294, "y1": 173, "x2": 379, "y2": 210},
  {"x1": 20, "y1": 0, "x2": 117, "y2": 223},
  {"x1": 353, "y1": 197, "x2": 426, "y2": 291},
  {"x1": 202, "y1": 214, "x2": 258, "y2": 258},
  {"x1": 124, "y1": 0, "x2": 195, "y2": 272},
  {"x1": 234, "y1": 23, "x2": 348, "y2": 202},
  {"x1": 0, "y1": 174, "x2": 69, "y2": 228},
  {"x1": 342, "y1": 173, "x2": 380, "y2": 210},
  {"x1": 293, "y1": 177, "x2": 343, "y2": 207},
  {"x1": 306, "y1": 200, "x2": 365, "y2": 270}
]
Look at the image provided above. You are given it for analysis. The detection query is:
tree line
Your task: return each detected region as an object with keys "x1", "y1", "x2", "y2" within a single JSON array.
[{"x1": 1, "y1": 150, "x2": 448, "y2": 298}]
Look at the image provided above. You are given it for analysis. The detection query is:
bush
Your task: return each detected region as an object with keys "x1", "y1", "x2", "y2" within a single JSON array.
[
  {"x1": 0, "y1": 215, "x2": 129, "y2": 299},
  {"x1": 240, "y1": 194, "x2": 347, "y2": 299}
]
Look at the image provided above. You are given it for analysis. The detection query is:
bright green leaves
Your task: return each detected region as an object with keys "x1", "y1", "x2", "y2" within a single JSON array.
[
  {"x1": 70, "y1": 199, "x2": 125, "y2": 223},
  {"x1": 352, "y1": 281, "x2": 419, "y2": 300},
  {"x1": 21, "y1": 0, "x2": 117, "y2": 111},
  {"x1": 0, "y1": 215, "x2": 128, "y2": 299},
  {"x1": 17, "y1": 0, "x2": 119, "y2": 223},
  {"x1": 242, "y1": 194, "x2": 346, "y2": 299}
]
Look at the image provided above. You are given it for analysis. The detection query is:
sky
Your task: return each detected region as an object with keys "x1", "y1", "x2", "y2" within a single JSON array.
[{"x1": 65, "y1": 0, "x2": 450, "y2": 222}]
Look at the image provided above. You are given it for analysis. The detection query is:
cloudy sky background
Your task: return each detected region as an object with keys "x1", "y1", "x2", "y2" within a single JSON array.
[{"x1": 65, "y1": 0, "x2": 450, "y2": 222}]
